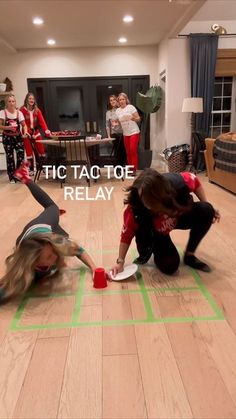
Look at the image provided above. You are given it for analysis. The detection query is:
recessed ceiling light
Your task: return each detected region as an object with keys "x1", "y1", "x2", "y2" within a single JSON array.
[
  {"x1": 123, "y1": 15, "x2": 134, "y2": 23},
  {"x1": 47, "y1": 39, "x2": 56, "y2": 46},
  {"x1": 33, "y1": 17, "x2": 44, "y2": 25},
  {"x1": 118, "y1": 37, "x2": 127, "y2": 44},
  {"x1": 108, "y1": 86, "x2": 113, "y2": 89}
]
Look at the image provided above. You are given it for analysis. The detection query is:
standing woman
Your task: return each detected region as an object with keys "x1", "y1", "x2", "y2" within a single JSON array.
[
  {"x1": 0, "y1": 94, "x2": 27, "y2": 183},
  {"x1": 20, "y1": 93, "x2": 51, "y2": 174},
  {"x1": 116, "y1": 93, "x2": 140, "y2": 174},
  {"x1": 106, "y1": 95, "x2": 126, "y2": 166}
]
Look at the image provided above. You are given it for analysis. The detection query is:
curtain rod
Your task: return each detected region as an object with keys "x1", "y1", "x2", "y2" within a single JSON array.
[{"x1": 178, "y1": 34, "x2": 236, "y2": 38}]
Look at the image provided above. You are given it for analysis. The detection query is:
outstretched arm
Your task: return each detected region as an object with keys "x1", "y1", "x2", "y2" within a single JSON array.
[
  {"x1": 77, "y1": 250, "x2": 97, "y2": 272},
  {"x1": 111, "y1": 241, "x2": 130, "y2": 276}
]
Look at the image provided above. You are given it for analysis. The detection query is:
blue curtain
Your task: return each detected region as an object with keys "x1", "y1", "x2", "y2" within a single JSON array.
[{"x1": 190, "y1": 33, "x2": 218, "y2": 136}]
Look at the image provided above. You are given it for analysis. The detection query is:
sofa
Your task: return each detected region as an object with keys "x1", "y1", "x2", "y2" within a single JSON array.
[{"x1": 204, "y1": 137, "x2": 236, "y2": 194}]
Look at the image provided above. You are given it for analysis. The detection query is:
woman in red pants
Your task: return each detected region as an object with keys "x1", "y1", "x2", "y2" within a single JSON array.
[
  {"x1": 20, "y1": 93, "x2": 52, "y2": 175},
  {"x1": 116, "y1": 93, "x2": 140, "y2": 175}
]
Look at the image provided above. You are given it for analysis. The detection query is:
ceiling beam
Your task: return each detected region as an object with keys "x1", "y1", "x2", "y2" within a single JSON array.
[
  {"x1": 0, "y1": 34, "x2": 17, "y2": 54},
  {"x1": 165, "y1": 0, "x2": 206, "y2": 39}
]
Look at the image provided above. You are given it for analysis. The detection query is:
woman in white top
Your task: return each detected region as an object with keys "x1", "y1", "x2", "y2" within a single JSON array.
[
  {"x1": 105, "y1": 95, "x2": 126, "y2": 166},
  {"x1": 0, "y1": 94, "x2": 28, "y2": 182},
  {"x1": 116, "y1": 93, "x2": 140, "y2": 173}
]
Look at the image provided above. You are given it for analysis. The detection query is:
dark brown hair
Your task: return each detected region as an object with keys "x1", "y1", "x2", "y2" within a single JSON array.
[
  {"x1": 107, "y1": 95, "x2": 118, "y2": 110},
  {"x1": 124, "y1": 168, "x2": 188, "y2": 216}
]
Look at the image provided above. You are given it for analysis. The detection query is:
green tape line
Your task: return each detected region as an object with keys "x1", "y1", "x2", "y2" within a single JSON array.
[
  {"x1": 10, "y1": 295, "x2": 29, "y2": 330},
  {"x1": 187, "y1": 266, "x2": 224, "y2": 319},
  {"x1": 71, "y1": 267, "x2": 86, "y2": 323},
  {"x1": 10, "y1": 314, "x2": 222, "y2": 332},
  {"x1": 136, "y1": 270, "x2": 155, "y2": 321},
  {"x1": 85, "y1": 286, "x2": 199, "y2": 296}
]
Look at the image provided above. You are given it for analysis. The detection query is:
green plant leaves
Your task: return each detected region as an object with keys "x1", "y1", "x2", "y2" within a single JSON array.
[{"x1": 136, "y1": 85, "x2": 162, "y2": 114}]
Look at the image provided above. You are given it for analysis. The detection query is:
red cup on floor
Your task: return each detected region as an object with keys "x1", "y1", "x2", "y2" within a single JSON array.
[{"x1": 93, "y1": 267, "x2": 107, "y2": 289}]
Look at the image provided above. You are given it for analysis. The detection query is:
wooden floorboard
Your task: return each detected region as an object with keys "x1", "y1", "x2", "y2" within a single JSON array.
[{"x1": 0, "y1": 171, "x2": 236, "y2": 418}]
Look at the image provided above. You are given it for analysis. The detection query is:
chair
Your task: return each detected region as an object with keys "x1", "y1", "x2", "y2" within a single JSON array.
[
  {"x1": 88, "y1": 135, "x2": 125, "y2": 181},
  {"x1": 191, "y1": 131, "x2": 206, "y2": 172},
  {"x1": 33, "y1": 136, "x2": 91, "y2": 187}
]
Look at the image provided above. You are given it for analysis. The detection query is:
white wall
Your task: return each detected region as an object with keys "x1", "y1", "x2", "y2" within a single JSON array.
[
  {"x1": 167, "y1": 38, "x2": 191, "y2": 147},
  {"x1": 153, "y1": 39, "x2": 168, "y2": 157},
  {"x1": 0, "y1": 45, "x2": 161, "y2": 149},
  {"x1": 153, "y1": 37, "x2": 191, "y2": 154}
]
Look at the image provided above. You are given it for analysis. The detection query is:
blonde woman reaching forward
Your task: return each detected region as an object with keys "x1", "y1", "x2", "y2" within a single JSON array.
[
  {"x1": 116, "y1": 93, "x2": 140, "y2": 174},
  {"x1": 0, "y1": 162, "x2": 97, "y2": 303}
]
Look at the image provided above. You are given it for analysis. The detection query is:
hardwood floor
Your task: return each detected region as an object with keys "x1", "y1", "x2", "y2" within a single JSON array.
[{"x1": 0, "y1": 171, "x2": 236, "y2": 419}]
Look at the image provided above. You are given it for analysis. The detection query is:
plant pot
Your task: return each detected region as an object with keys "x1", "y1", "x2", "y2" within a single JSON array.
[
  {"x1": 0, "y1": 83, "x2": 6, "y2": 92},
  {"x1": 138, "y1": 148, "x2": 153, "y2": 169}
]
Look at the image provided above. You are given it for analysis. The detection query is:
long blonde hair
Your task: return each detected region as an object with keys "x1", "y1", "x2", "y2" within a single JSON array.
[{"x1": 0, "y1": 234, "x2": 79, "y2": 302}]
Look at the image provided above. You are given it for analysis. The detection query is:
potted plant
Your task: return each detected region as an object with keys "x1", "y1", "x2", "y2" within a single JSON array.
[
  {"x1": 0, "y1": 77, "x2": 13, "y2": 93},
  {"x1": 0, "y1": 82, "x2": 6, "y2": 93},
  {"x1": 136, "y1": 85, "x2": 163, "y2": 169}
]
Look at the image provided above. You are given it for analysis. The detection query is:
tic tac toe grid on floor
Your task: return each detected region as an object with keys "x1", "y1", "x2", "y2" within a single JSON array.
[{"x1": 10, "y1": 257, "x2": 224, "y2": 332}]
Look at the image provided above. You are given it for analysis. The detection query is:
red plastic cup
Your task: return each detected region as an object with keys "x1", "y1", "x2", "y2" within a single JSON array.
[{"x1": 93, "y1": 267, "x2": 107, "y2": 289}]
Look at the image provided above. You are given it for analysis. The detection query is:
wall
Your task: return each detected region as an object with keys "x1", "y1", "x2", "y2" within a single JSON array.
[
  {"x1": 153, "y1": 37, "x2": 191, "y2": 156},
  {"x1": 0, "y1": 45, "x2": 160, "y2": 149},
  {"x1": 167, "y1": 38, "x2": 190, "y2": 147},
  {"x1": 153, "y1": 39, "x2": 168, "y2": 158}
]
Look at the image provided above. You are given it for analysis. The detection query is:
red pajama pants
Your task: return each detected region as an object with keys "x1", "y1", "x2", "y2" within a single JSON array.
[
  {"x1": 123, "y1": 133, "x2": 140, "y2": 170},
  {"x1": 23, "y1": 133, "x2": 45, "y2": 159}
]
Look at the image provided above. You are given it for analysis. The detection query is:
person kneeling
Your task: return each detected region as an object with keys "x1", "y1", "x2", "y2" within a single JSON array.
[{"x1": 112, "y1": 169, "x2": 220, "y2": 277}]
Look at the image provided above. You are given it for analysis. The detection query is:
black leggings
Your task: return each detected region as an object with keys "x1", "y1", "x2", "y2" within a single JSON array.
[
  {"x1": 111, "y1": 133, "x2": 127, "y2": 166},
  {"x1": 136, "y1": 202, "x2": 215, "y2": 275},
  {"x1": 16, "y1": 180, "x2": 68, "y2": 245}
]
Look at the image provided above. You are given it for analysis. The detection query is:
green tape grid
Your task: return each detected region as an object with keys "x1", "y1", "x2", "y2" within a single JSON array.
[
  {"x1": 10, "y1": 272, "x2": 223, "y2": 331},
  {"x1": 10, "y1": 248, "x2": 224, "y2": 331}
]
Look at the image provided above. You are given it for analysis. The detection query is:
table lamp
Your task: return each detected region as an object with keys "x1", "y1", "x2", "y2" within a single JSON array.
[{"x1": 182, "y1": 97, "x2": 203, "y2": 170}]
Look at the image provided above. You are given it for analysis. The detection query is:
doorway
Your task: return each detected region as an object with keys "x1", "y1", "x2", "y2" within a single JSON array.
[{"x1": 27, "y1": 75, "x2": 150, "y2": 145}]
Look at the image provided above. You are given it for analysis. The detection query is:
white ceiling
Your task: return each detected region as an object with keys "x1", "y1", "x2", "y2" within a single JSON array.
[
  {"x1": 0, "y1": 0, "x2": 205, "y2": 53},
  {"x1": 192, "y1": 0, "x2": 236, "y2": 21},
  {"x1": 1, "y1": 0, "x2": 234, "y2": 54}
]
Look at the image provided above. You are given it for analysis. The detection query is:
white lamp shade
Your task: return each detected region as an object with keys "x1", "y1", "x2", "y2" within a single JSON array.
[{"x1": 182, "y1": 97, "x2": 203, "y2": 113}]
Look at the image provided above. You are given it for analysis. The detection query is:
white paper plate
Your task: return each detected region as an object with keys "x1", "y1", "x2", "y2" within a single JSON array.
[{"x1": 110, "y1": 263, "x2": 138, "y2": 281}]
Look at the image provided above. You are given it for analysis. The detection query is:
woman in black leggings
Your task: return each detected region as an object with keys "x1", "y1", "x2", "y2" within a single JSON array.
[
  {"x1": 0, "y1": 162, "x2": 96, "y2": 302},
  {"x1": 112, "y1": 169, "x2": 220, "y2": 276}
]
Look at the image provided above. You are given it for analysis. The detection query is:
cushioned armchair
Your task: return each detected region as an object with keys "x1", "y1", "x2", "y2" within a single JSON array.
[{"x1": 204, "y1": 138, "x2": 236, "y2": 194}]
